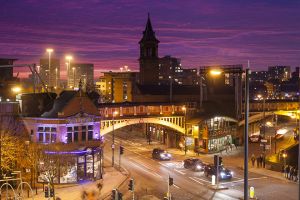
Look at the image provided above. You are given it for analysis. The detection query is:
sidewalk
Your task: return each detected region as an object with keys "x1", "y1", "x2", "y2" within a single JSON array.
[{"x1": 22, "y1": 166, "x2": 127, "y2": 200}]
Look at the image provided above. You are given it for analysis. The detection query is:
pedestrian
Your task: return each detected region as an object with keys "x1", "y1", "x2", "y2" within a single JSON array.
[
  {"x1": 256, "y1": 157, "x2": 260, "y2": 168},
  {"x1": 251, "y1": 154, "x2": 256, "y2": 167},
  {"x1": 262, "y1": 155, "x2": 266, "y2": 168},
  {"x1": 259, "y1": 154, "x2": 263, "y2": 168},
  {"x1": 289, "y1": 166, "x2": 294, "y2": 180},
  {"x1": 285, "y1": 165, "x2": 290, "y2": 179},
  {"x1": 294, "y1": 167, "x2": 298, "y2": 182}
]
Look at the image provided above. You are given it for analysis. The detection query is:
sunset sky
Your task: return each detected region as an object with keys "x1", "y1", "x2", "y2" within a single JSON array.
[{"x1": 0, "y1": 0, "x2": 299, "y2": 78}]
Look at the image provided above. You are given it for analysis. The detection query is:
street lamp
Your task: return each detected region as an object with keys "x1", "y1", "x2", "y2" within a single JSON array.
[
  {"x1": 72, "y1": 67, "x2": 76, "y2": 89},
  {"x1": 11, "y1": 86, "x2": 22, "y2": 94},
  {"x1": 182, "y1": 106, "x2": 187, "y2": 155},
  {"x1": 282, "y1": 151, "x2": 287, "y2": 166},
  {"x1": 112, "y1": 111, "x2": 118, "y2": 167},
  {"x1": 65, "y1": 55, "x2": 73, "y2": 88},
  {"x1": 257, "y1": 94, "x2": 266, "y2": 152},
  {"x1": 46, "y1": 48, "x2": 53, "y2": 87},
  {"x1": 208, "y1": 66, "x2": 250, "y2": 200}
]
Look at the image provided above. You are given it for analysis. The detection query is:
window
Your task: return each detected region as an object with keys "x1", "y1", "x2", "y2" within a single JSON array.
[
  {"x1": 88, "y1": 131, "x2": 93, "y2": 141},
  {"x1": 74, "y1": 132, "x2": 78, "y2": 142},
  {"x1": 51, "y1": 134, "x2": 57, "y2": 143},
  {"x1": 67, "y1": 127, "x2": 73, "y2": 132},
  {"x1": 38, "y1": 133, "x2": 43, "y2": 142},
  {"x1": 45, "y1": 133, "x2": 50, "y2": 143},
  {"x1": 88, "y1": 125, "x2": 93, "y2": 130},
  {"x1": 67, "y1": 133, "x2": 72, "y2": 143}
]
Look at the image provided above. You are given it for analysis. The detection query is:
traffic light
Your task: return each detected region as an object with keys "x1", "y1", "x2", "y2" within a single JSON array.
[
  {"x1": 111, "y1": 189, "x2": 117, "y2": 200},
  {"x1": 128, "y1": 179, "x2": 134, "y2": 191},
  {"x1": 50, "y1": 188, "x2": 54, "y2": 197},
  {"x1": 169, "y1": 177, "x2": 173, "y2": 186},
  {"x1": 219, "y1": 156, "x2": 223, "y2": 165},
  {"x1": 214, "y1": 155, "x2": 219, "y2": 167},
  {"x1": 120, "y1": 146, "x2": 124, "y2": 155},
  {"x1": 44, "y1": 186, "x2": 49, "y2": 198},
  {"x1": 118, "y1": 192, "x2": 123, "y2": 200}
]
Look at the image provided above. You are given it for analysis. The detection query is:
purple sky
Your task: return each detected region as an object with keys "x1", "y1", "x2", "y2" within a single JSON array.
[{"x1": 0, "y1": 0, "x2": 300, "y2": 78}]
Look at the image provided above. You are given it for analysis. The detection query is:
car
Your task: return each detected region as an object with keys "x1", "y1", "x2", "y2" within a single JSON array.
[
  {"x1": 152, "y1": 148, "x2": 172, "y2": 160},
  {"x1": 249, "y1": 134, "x2": 261, "y2": 143},
  {"x1": 183, "y1": 158, "x2": 206, "y2": 171},
  {"x1": 204, "y1": 164, "x2": 233, "y2": 180}
]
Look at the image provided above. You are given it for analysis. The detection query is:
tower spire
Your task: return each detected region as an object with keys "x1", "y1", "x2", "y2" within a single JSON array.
[{"x1": 139, "y1": 13, "x2": 159, "y2": 43}]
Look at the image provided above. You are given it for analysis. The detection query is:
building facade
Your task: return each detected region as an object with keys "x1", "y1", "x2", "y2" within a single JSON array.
[
  {"x1": 39, "y1": 58, "x2": 60, "y2": 89},
  {"x1": 97, "y1": 71, "x2": 137, "y2": 103},
  {"x1": 268, "y1": 66, "x2": 291, "y2": 81},
  {"x1": 67, "y1": 63, "x2": 94, "y2": 90}
]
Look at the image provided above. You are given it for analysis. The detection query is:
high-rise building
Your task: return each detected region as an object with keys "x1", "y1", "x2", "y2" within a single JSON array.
[
  {"x1": 39, "y1": 58, "x2": 60, "y2": 89},
  {"x1": 158, "y1": 56, "x2": 182, "y2": 85},
  {"x1": 97, "y1": 71, "x2": 137, "y2": 103},
  {"x1": 68, "y1": 63, "x2": 94, "y2": 90},
  {"x1": 268, "y1": 66, "x2": 291, "y2": 81},
  {"x1": 139, "y1": 14, "x2": 160, "y2": 85},
  {"x1": 0, "y1": 58, "x2": 15, "y2": 82}
]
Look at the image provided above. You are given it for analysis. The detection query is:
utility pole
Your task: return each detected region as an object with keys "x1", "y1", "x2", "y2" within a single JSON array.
[{"x1": 244, "y1": 67, "x2": 251, "y2": 200}]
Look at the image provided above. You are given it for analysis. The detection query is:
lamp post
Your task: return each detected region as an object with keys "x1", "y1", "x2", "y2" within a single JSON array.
[
  {"x1": 208, "y1": 66, "x2": 250, "y2": 200},
  {"x1": 46, "y1": 49, "x2": 53, "y2": 88},
  {"x1": 112, "y1": 111, "x2": 118, "y2": 167},
  {"x1": 282, "y1": 151, "x2": 287, "y2": 166},
  {"x1": 257, "y1": 94, "x2": 266, "y2": 152},
  {"x1": 72, "y1": 67, "x2": 76, "y2": 89},
  {"x1": 65, "y1": 55, "x2": 73, "y2": 88},
  {"x1": 182, "y1": 106, "x2": 187, "y2": 155}
]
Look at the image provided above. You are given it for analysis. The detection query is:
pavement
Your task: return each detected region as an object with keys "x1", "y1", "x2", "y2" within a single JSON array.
[{"x1": 21, "y1": 165, "x2": 127, "y2": 200}]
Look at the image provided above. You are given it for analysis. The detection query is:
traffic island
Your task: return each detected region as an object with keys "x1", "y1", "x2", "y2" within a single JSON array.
[{"x1": 208, "y1": 185, "x2": 229, "y2": 191}]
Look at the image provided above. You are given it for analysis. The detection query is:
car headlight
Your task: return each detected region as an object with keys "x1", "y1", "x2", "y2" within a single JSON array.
[
  {"x1": 160, "y1": 153, "x2": 165, "y2": 158},
  {"x1": 220, "y1": 172, "x2": 225, "y2": 177},
  {"x1": 196, "y1": 165, "x2": 202, "y2": 169},
  {"x1": 167, "y1": 153, "x2": 171, "y2": 158},
  {"x1": 230, "y1": 171, "x2": 234, "y2": 176}
]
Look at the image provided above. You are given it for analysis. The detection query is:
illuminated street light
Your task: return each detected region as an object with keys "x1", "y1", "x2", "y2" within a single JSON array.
[
  {"x1": 65, "y1": 55, "x2": 73, "y2": 88},
  {"x1": 182, "y1": 106, "x2": 187, "y2": 155},
  {"x1": 11, "y1": 86, "x2": 22, "y2": 93},
  {"x1": 112, "y1": 110, "x2": 119, "y2": 167},
  {"x1": 210, "y1": 69, "x2": 222, "y2": 76},
  {"x1": 46, "y1": 48, "x2": 54, "y2": 87}
]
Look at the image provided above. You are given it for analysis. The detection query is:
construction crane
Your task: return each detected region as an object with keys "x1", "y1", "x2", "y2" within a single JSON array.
[{"x1": 0, "y1": 63, "x2": 54, "y2": 99}]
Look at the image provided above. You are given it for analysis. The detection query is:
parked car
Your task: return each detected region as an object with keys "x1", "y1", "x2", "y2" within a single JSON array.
[
  {"x1": 204, "y1": 164, "x2": 233, "y2": 180},
  {"x1": 249, "y1": 134, "x2": 261, "y2": 143},
  {"x1": 183, "y1": 158, "x2": 206, "y2": 171},
  {"x1": 152, "y1": 148, "x2": 172, "y2": 160}
]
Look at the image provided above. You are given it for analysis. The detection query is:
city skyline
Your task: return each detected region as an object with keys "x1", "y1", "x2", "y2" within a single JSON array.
[{"x1": 0, "y1": 0, "x2": 300, "y2": 78}]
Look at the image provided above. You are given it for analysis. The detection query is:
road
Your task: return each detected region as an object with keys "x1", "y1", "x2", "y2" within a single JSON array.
[{"x1": 103, "y1": 135, "x2": 298, "y2": 200}]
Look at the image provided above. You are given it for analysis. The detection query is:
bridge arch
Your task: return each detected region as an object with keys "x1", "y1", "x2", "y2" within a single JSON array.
[{"x1": 100, "y1": 116, "x2": 185, "y2": 135}]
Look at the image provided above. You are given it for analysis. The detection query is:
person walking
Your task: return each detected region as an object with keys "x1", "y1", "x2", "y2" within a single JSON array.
[
  {"x1": 289, "y1": 166, "x2": 294, "y2": 180},
  {"x1": 259, "y1": 154, "x2": 263, "y2": 168},
  {"x1": 294, "y1": 167, "x2": 298, "y2": 182},
  {"x1": 256, "y1": 157, "x2": 260, "y2": 168},
  {"x1": 262, "y1": 155, "x2": 266, "y2": 168},
  {"x1": 251, "y1": 154, "x2": 256, "y2": 167},
  {"x1": 285, "y1": 165, "x2": 290, "y2": 179}
]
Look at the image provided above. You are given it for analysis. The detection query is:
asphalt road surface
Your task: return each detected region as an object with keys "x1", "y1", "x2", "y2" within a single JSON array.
[{"x1": 103, "y1": 135, "x2": 298, "y2": 200}]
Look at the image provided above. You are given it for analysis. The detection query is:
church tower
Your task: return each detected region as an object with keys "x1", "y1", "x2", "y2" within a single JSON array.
[{"x1": 139, "y1": 14, "x2": 160, "y2": 85}]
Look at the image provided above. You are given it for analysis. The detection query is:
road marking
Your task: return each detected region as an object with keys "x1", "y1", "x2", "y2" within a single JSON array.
[
  {"x1": 174, "y1": 169, "x2": 186, "y2": 175},
  {"x1": 192, "y1": 176, "x2": 211, "y2": 184},
  {"x1": 220, "y1": 176, "x2": 268, "y2": 185},
  {"x1": 158, "y1": 162, "x2": 169, "y2": 168},
  {"x1": 129, "y1": 161, "x2": 162, "y2": 179},
  {"x1": 189, "y1": 177, "x2": 204, "y2": 185},
  {"x1": 173, "y1": 184, "x2": 180, "y2": 189}
]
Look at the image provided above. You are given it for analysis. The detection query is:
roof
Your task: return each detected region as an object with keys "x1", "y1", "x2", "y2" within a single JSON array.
[
  {"x1": 139, "y1": 13, "x2": 159, "y2": 43},
  {"x1": 41, "y1": 91, "x2": 77, "y2": 118},
  {"x1": 135, "y1": 84, "x2": 200, "y2": 95}
]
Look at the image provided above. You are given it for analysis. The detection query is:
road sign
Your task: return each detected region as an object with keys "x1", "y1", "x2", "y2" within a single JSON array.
[{"x1": 260, "y1": 139, "x2": 268, "y2": 143}]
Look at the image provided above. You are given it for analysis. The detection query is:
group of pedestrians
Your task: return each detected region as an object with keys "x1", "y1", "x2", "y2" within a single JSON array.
[
  {"x1": 283, "y1": 165, "x2": 298, "y2": 182},
  {"x1": 251, "y1": 154, "x2": 266, "y2": 168}
]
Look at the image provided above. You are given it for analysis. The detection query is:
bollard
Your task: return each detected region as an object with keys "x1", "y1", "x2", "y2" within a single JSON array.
[
  {"x1": 250, "y1": 186, "x2": 255, "y2": 199},
  {"x1": 212, "y1": 175, "x2": 216, "y2": 186}
]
